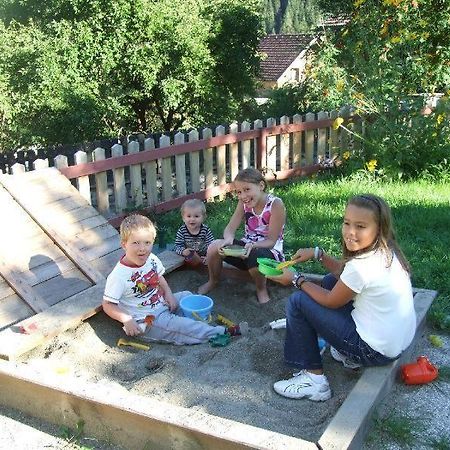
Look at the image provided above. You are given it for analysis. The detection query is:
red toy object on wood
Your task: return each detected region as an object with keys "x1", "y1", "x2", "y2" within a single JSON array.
[{"x1": 401, "y1": 356, "x2": 438, "y2": 385}]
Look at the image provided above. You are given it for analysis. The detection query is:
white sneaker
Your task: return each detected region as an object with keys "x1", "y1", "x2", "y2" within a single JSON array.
[
  {"x1": 330, "y1": 346, "x2": 361, "y2": 370},
  {"x1": 273, "y1": 370, "x2": 331, "y2": 401}
]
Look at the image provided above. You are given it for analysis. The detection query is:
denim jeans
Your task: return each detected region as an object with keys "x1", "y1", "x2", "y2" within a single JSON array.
[{"x1": 284, "y1": 274, "x2": 398, "y2": 370}]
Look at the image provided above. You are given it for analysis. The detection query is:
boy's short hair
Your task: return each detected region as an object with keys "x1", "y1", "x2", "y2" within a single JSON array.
[
  {"x1": 180, "y1": 199, "x2": 206, "y2": 216},
  {"x1": 120, "y1": 214, "x2": 157, "y2": 243}
]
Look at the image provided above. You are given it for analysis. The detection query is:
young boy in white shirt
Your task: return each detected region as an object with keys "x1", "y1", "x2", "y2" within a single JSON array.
[{"x1": 102, "y1": 214, "x2": 240, "y2": 344}]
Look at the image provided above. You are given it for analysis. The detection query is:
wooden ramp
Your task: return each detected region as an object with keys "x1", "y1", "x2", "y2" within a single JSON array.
[{"x1": 0, "y1": 168, "x2": 184, "y2": 360}]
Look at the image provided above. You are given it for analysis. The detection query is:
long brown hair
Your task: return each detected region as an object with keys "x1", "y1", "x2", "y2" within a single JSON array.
[{"x1": 342, "y1": 194, "x2": 410, "y2": 273}]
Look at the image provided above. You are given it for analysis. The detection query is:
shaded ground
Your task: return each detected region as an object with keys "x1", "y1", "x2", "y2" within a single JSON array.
[{"x1": 16, "y1": 268, "x2": 361, "y2": 444}]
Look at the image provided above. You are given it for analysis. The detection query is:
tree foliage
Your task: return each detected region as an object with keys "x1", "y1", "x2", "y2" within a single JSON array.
[
  {"x1": 264, "y1": 0, "x2": 450, "y2": 178},
  {"x1": 0, "y1": 0, "x2": 262, "y2": 150}
]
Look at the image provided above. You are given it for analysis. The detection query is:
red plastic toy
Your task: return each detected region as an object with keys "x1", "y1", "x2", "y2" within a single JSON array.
[{"x1": 401, "y1": 356, "x2": 438, "y2": 385}]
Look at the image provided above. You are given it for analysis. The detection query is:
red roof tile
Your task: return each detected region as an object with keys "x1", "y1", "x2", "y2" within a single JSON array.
[{"x1": 259, "y1": 34, "x2": 316, "y2": 81}]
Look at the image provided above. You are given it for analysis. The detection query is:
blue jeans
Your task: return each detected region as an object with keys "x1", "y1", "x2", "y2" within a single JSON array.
[{"x1": 284, "y1": 274, "x2": 398, "y2": 370}]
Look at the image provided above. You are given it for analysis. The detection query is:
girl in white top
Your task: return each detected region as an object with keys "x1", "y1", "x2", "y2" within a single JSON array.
[{"x1": 268, "y1": 194, "x2": 416, "y2": 401}]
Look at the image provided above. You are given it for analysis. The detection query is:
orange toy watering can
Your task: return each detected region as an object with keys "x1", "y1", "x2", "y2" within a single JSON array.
[{"x1": 401, "y1": 356, "x2": 438, "y2": 385}]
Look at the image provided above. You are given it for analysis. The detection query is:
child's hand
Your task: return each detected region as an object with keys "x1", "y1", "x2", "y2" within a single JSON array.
[
  {"x1": 267, "y1": 269, "x2": 295, "y2": 286},
  {"x1": 217, "y1": 239, "x2": 233, "y2": 256},
  {"x1": 292, "y1": 248, "x2": 314, "y2": 262},
  {"x1": 165, "y1": 293, "x2": 178, "y2": 311},
  {"x1": 241, "y1": 242, "x2": 253, "y2": 259},
  {"x1": 182, "y1": 248, "x2": 192, "y2": 257},
  {"x1": 122, "y1": 319, "x2": 143, "y2": 336}
]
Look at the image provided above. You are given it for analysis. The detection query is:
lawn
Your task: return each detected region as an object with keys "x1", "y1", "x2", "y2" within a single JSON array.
[{"x1": 158, "y1": 174, "x2": 450, "y2": 330}]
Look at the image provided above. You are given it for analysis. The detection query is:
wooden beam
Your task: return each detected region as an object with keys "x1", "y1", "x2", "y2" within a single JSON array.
[
  {"x1": 0, "y1": 170, "x2": 105, "y2": 285},
  {"x1": 0, "y1": 260, "x2": 47, "y2": 313}
]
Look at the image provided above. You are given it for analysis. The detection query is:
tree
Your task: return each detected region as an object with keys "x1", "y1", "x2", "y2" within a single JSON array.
[{"x1": 0, "y1": 0, "x2": 262, "y2": 149}]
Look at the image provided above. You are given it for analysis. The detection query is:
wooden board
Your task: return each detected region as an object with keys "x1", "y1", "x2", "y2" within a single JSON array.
[{"x1": 0, "y1": 250, "x2": 184, "y2": 360}]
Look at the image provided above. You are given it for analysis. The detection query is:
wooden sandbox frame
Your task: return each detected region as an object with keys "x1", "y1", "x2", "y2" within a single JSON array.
[
  {"x1": 0, "y1": 287, "x2": 436, "y2": 450},
  {"x1": 0, "y1": 168, "x2": 437, "y2": 449}
]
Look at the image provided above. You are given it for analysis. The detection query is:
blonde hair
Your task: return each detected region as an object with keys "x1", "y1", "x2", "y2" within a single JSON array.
[
  {"x1": 342, "y1": 194, "x2": 410, "y2": 273},
  {"x1": 234, "y1": 167, "x2": 267, "y2": 190},
  {"x1": 120, "y1": 214, "x2": 157, "y2": 243},
  {"x1": 181, "y1": 199, "x2": 206, "y2": 216}
]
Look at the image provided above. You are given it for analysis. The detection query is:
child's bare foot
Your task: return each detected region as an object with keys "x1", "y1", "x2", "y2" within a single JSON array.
[
  {"x1": 198, "y1": 280, "x2": 218, "y2": 295},
  {"x1": 256, "y1": 288, "x2": 270, "y2": 304}
]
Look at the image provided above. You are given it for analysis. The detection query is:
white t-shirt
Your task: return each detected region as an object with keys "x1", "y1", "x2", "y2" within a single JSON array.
[
  {"x1": 103, "y1": 253, "x2": 167, "y2": 321},
  {"x1": 340, "y1": 249, "x2": 416, "y2": 358}
]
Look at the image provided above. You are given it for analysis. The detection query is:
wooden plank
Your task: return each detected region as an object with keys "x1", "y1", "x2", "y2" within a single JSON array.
[
  {"x1": 241, "y1": 121, "x2": 251, "y2": 169},
  {"x1": 317, "y1": 111, "x2": 328, "y2": 160},
  {"x1": 0, "y1": 250, "x2": 183, "y2": 359},
  {"x1": 144, "y1": 138, "x2": 158, "y2": 207},
  {"x1": 216, "y1": 125, "x2": 226, "y2": 200},
  {"x1": 73, "y1": 151, "x2": 92, "y2": 204},
  {"x1": 174, "y1": 132, "x2": 187, "y2": 196},
  {"x1": 0, "y1": 169, "x2": 105, "y2": 285},
  {"x1": 33, "y1": 271, "x2": 92, "y2": 307},
  {"x1": 188, "y1": 130, "x2": 200, "y2": 193},
  {"x1": 229, "y1": 123, "x2": 239, "y2": 181},
  {"x1": 202, "y1": 128, "x2": 214, "y2": 195},
  {"x1": 93, "y1": 148, "x2": 109, "y2": 214},
  {"x1": 292, "y1": 114, "x2": 302, "y2": 168},
  {"x1": 0, "y1": 362, "x2": 317, "y2": 450},
  {"x1": 329, "y1": 110, "x2": 340, "y2": 157},
  {"x1": 0, "y1": 280, "x2": 15, "y2": 301},
  {"x1": 304, "y1": 112, "x2": 315, "y2": 165},
  {"x1": 266, "y1": 118, "x2": 277, "y2": 172},
  {"x1": 0, "y1": 283, "x2": 105, "y2": 360},
  {"x1": 279, "y1": 115, "x2": 290, "y2": 171},
  {"x1": 128, "y1": 140, "x2": 143, "y2": 207},
  {"x1": 0, "y1": 260, "x2": 48, "y2": 313},
  {"x1": 160, "y1": 135, "x2": 173, "y2": 201},
  {"x1": 0, "y1": 293, "x2": 34, "y2": 331},
  {"x1": 112, "y1": 143, "x2": 128, "y2": 213}
]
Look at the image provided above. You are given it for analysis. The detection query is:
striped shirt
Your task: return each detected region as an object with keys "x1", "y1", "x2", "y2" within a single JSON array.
[{"x1": 174, "y1": 224, "x2": 214, "y2": 257}]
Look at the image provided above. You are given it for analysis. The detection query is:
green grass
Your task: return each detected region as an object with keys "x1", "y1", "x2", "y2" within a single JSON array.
[
  {"x1": 155, "y1": 173, "x2": 450, "y2": 330},
  {"x1": 368, "y1": 412, "x2": 424, "y2": 448}
]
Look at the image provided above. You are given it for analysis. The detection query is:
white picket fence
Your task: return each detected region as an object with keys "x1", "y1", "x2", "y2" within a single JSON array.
[{"x1": 7, "y1": 109, "x2": 359, "y2": 218}]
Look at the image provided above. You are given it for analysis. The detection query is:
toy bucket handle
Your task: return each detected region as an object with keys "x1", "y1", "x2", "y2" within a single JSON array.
[{"x1": 192, "y1": 312, "x2": 212, "y2": 323}]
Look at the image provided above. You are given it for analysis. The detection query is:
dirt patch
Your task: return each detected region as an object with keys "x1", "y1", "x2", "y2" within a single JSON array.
[{"x1": 20, "y1": 268, "x2": 362, "y2": 443}]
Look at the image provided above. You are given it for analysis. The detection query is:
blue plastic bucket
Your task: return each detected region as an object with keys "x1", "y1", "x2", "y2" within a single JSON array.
[{"x1": 180, "y1": 294, "x2": 213, "y2": 321}]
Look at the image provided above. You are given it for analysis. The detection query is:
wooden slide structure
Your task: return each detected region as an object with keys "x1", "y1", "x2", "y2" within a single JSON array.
[{"x1": 0, "y1": 167, "x2": 183, "y2": 360}]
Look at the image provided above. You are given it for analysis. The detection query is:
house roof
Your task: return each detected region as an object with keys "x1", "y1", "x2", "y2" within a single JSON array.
[{"x1": 259, "y1": 34, "x2": 316, "y2": 82}]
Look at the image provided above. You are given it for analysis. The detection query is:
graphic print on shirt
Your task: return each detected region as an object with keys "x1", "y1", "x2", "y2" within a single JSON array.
[{"x1": 129, "y1": 266, "x2": 163, "y2": 308}]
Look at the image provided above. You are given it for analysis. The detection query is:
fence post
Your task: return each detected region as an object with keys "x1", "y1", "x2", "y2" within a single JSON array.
[
  {"x1": 93, "y1": 147, "x2": 109, "y2": 214},
  {"x1": 11, "y1": 163, "x2": 26, "y2": 174},
  {"x1": 266, "y1": 117, "x2": 277, "y2": 173},
  {"x1": 280, "y1": 115, "x2": 290, "y2": 171},
  {"x1": 304, "y1": 112, "x2": 315, "y2": 165},
  {"x1": 317, "y1": 111, "x2": 328, "y2": 161},
  {"x1": 329, "y1": 110, "x2": 340, "y2": 157},
  {"x1": 241, "y1": 120, "x2": 251, "y2": 169},
  {"x1": 339, "y1": 106, "x2": 351, "y2": 153},
  {"x1": 54, "y1": 154, "x2": 68, "y2": 170},
  {"x1": 254, "y1": 119, "x2": 263, "y2": 170},
  {"x1": 229, "y1": 122, "x2": 239, "y2": 180},
  {"x1": 144, "y1": 137, "x2": 158, "y2": 207},
  {"x1": 33, "y1": 159, "x2": 49, "y2": 170},
  {"x1": 112, "y1": 144, "x2": 127, "y2": 213},
  {"x1": 202, "y1": 127, "x2": 214, "y2": 200},
  {"x1": 292, "y1": 114, "x2": 302, "y2": 168},
  {"x1": 160, "y1": 135, "x2": 172, "y2": 202},
  {"x1": 188, "y1": 130, "x2": 200, "y2": 193},
  {"x1": 216, "y1": 125, "x2": 226, "y2": 198},
  {"x1": 174, "y1": 132, "x2": 187, "y2": 197},
  {"x1": 73, "y1": 151, "x2": 92, "y2": 204},
  {"x1": 128, "y1": 140, "x2": 143, "y2": 208}
]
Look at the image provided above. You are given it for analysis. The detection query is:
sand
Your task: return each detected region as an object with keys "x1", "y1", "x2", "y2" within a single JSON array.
[{"x1": 19, "y1": 268, "x2": 362, "y2": 444}]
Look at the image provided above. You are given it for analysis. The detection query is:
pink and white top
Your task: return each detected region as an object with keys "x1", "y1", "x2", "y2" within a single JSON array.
[{"x1": 242, "y1": 193, "x2": 284, "y2": 260}]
